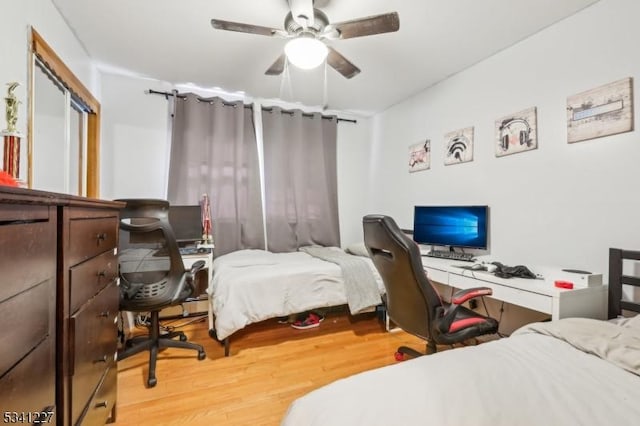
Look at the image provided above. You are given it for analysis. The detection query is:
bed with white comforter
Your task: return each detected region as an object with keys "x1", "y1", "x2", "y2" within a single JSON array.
[
  {"x1": 282, "y1": 316, "x2": 640, "y2": 426},
  {"x1": 208, "y1": 248, "x2": 384, "y2": 342}
]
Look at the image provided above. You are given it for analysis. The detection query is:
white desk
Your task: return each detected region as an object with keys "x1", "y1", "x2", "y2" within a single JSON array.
[{"x1": 422, "y1": 256, "x2": 608, "y2": 320}]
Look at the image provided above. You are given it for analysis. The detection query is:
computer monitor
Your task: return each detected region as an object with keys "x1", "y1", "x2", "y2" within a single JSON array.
[
  {"x1": 413, "y1": 205, "x2": 488, "y2": 249},
  {"x1": 168, "y1": 205, "x2": 202, "y2": 244}
]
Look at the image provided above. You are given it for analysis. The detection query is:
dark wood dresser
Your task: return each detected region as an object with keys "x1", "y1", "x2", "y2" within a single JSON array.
[{"x1": 0, "y1": 187, "x2": 124, "y2": 426}]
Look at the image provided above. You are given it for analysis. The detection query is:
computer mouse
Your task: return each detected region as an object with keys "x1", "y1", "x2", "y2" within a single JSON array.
[
  {"x1": 470, "y1": 263, "x2": 485, "y2": 270},
  {"x1": 197, "y1": 247, "x2": 207, "y2": 253},
  {"x1": 486, "y1": 264, "x2": 498, "y2": 273}
]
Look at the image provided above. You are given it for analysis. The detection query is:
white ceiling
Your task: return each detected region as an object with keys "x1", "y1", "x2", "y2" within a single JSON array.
[{"x1": 52, "y1": 0, "x2": 599, "y2": 116}]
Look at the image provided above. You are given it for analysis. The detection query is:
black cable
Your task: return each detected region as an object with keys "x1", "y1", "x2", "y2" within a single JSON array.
[{"x1": 495, "y1": 301, "x2": 507, "y2": 338}]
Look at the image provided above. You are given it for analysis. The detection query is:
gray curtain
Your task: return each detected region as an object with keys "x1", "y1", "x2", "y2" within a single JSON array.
[
  {"x1": 261, "y1": 108, "x2": 340, "y2": 252},
  {"x1": 168, "y1": 94, "x2": 265, "y2": 255}
]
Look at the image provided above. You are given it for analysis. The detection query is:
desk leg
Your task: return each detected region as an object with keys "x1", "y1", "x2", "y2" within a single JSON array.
[{"x1": 208, "y1": 295, "x2": 215, "y2": 333}]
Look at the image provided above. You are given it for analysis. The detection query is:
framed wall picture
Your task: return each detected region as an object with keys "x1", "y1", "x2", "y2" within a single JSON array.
[
  {"x1": 444, "y1": 126, "x2": 474, "y2": 165},
  {"x1": 408, "y1": 139, "x2": 430, "y2": 172},
  {"x1": 567, "y1": 77, "x2": 634, "y2": 143},
  {"x1": 495, "y1": 106, "x2": 538, "y2": 157}
]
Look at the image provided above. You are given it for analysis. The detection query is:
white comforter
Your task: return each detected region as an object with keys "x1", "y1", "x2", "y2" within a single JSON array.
[
  {"x1": 209, "y1": 249, "x2": 384, "y2": 340},
  {"x1": 282, "y1": 317, "x2": 640, "y2": 426}
]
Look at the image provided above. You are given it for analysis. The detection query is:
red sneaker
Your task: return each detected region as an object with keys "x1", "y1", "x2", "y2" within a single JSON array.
[{"x1": 291, "y1": 313, "x2": 325, "y2": 330}]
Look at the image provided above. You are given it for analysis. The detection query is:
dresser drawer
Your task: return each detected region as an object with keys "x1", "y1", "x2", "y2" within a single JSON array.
[
  {"x1": 78, "y1": 366, "x2": 117, "y2": 426},
  {"x1": 68, "y1": 217, "x2": 118, "y2": 266},
  {"x1": 0, "y1": 220, "x2": 55, "y2": 303},
  {"x1": 0, "y1": 278, "x2": 54, "y2": 377},
  {"x1": 0, "y1": 332, "x2": 55, "y2": 419},
  {"x1": 70, "y1": 250, "x2": 118, "y2": 314},
  {"x1": 70, "y1": 282, "x2": 119, "y2": 425}
]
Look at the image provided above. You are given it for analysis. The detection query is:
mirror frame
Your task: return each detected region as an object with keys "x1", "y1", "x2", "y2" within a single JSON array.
[{"x1": 28, "y1": 28, "x2": 100, "y2": 197}]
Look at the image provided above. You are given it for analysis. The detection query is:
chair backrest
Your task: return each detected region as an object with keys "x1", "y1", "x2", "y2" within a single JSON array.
[
  {"x1": 116, "y1": 199, "x2": 190, "y2": 311},
  {"x1": 363, "y1": 214, "x2": 443, "y2": 341}
]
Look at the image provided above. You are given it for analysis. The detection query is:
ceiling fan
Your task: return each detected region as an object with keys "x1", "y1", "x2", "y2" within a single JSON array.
[{"x1": 210, "y1": 0, "x2": 399, "y2": 79}]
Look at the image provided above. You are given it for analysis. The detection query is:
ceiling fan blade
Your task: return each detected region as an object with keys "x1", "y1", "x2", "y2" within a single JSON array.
[
  {"x1": 327, "y1": 47, "x2": 361, "y2": 79},
  {"x1": 325, "y1": 12, "x2": 399, "y2": 39},
  {"x1": 211, "y1": 19, "x2": 285, "y2": 37},
  {"x1": 265, "y1": 54, "x2": 286, "y2": 76}
]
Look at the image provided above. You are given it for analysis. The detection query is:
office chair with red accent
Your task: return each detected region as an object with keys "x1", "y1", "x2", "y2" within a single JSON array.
[{"x1": 363, "y1": 214, "x2": 498, "y2": 359}]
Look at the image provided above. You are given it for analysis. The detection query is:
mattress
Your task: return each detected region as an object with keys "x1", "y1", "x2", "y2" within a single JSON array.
[
  {"x1": 208, "y1": 248, "x2": 384, "y2": 341},
  {"x1": 282, "y1": 316, "x2": 640, "y2": 426}
]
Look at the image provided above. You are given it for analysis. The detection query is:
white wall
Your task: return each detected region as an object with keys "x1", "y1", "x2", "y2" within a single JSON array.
[
  {"x1": 1, "y1": 0, "x2": 98, "y2": 182},
  {"x1": 100, "y1": 73, "x2": 174, "y2": 199},
  {"x1": 367, "y1": 0, "x2": 640, "y2": 279},
  {"x1": 337, "y1": 117, "x2": 373, "y2": 246}
]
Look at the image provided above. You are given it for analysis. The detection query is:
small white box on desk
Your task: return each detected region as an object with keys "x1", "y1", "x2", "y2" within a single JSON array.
[{"x1": 546, "y1": 269, "x2": 603, "y2": 288}]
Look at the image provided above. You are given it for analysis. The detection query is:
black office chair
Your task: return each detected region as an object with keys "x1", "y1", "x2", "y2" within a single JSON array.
[
  {"x1": 363, "y1": 214, "x2": 499, "y2": 359},
  {"x1": 116, "y1": 199, "x2": 206, "y2": 387}
]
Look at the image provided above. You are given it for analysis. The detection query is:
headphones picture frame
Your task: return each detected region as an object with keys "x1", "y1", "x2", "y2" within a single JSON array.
[{"x1": 495, "y1": 106, "x2": 538, "y2": 157}]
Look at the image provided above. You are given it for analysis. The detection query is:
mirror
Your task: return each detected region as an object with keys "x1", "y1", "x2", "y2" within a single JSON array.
[
  {"x1": 28, "y1": 28, "x2": 100, "y2": 197},
  {"x1": 32, "y1": 60, "x2": 71, "y2": 193},
  {"x1": 31, "y1": 60, "x2": 88, "y2": 195}
]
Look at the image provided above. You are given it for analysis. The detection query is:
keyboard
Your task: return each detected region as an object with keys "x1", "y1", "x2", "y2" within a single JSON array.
[
  {"x1": 423, "y1": 250, "x2": 475, "y2": 262},
  {"x1": 179, "y1": 247, "x2": 208, "y2": 255}
]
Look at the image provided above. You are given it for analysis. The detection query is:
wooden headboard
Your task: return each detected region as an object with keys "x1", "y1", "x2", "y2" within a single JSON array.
[{"x1": 608, "y1": 248, "x2": 640, "y2": 318}]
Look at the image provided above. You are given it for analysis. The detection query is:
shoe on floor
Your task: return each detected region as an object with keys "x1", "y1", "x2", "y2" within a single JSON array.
[{"x1": 291, "y1": 312, "x2": 325, "y2": 330}]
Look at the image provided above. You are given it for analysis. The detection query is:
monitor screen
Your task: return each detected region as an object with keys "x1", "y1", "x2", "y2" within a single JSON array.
[
  {"x1": 413, "y1": 205, "x2": 488, "y2": 249},
  {"x1": 168, "y1": 205, "x2": 202, "y2": 243}
]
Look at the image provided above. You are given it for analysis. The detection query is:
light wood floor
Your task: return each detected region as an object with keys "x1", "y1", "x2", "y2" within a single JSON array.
[{"x1": 114, "y1": 311, "x2": 430, "y2": 426}]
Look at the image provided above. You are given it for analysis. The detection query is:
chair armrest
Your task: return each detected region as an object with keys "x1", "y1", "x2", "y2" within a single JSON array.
[
  {"x1": 451, "y1": 287, "x2": 492, "y2": 305},
  {"x1": 436, "y1": 287, "x2": 493, "y2": 334},
  {"x1": 189, "y1": 260, "x2": 206, "y2": 276},
  {"x1": 170, "y1": 260, "x2": 207, "y2": 304},
  {"x1": 185, "y1": 260, "x2": 207, "y2": 298}
]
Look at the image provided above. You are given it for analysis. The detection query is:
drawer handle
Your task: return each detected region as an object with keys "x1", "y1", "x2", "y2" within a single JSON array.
[
  {"x1": 94, "y1": 355, "x2": 108, "y2": 363},
  {"x1": 97, "y1": 233, "x2": 108, "y2": 243},
  {"x1": 99, "y1": 311, "x2": 110, "y2": 318},
  {"x1": 95, "y1": 401, "x2": 108, "y2": 409},
  {"x1": 97, "y1": 270, "x2": 107, "y2": 278}
]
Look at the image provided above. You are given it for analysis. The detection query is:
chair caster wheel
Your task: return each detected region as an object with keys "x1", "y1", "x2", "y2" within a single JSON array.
[
  {"x1": 179, "y1": 334, "x2": 187, "y2": 342},
  {"x1": 198, "y1": 350, "x2": 206, "y2": 360},
  {"x1": 394, "y1": 352, "x2": 405, "y2": 362},
  {"x1": 147, "y1": 377, "x2": 157, "y2": 387}
]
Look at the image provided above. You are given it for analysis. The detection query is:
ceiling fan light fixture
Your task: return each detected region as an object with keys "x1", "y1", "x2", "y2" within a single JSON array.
[{"x1": 284, "y1": 36, "x2": 328, "y2": 70}]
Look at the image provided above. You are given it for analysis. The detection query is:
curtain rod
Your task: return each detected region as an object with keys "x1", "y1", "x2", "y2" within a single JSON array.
[
  {"x1": 261, "y1": 107, "x2": 356, "y2": 124},
  {"x1": 146, "y1": 89, "x2": 252, "y2": 109},
  {"x1": 146, "y1": 89, "x2": 357, "y2": 124}
]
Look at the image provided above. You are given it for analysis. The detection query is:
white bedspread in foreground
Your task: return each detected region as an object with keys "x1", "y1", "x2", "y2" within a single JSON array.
[
  {"x1": 209, "y1": 249, "x2": 384, "y2": 341},
  {"x1": 282, "y1": 317, "x2": 640, "y2": 426}
]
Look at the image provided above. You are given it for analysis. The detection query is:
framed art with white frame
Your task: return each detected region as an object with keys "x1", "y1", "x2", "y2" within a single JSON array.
[
  {"x1": 408, "y1": 139, "x2": 430, "y2": 173},
  {"x1": 566, "y1": 77, "x2": 634, "y2": 143},
  {"x1": 495, "y1": 106, "x2": 538, "y2": 157},
  {"x1": 444, "y1": 126, "x2": 474, "y2": 165}
]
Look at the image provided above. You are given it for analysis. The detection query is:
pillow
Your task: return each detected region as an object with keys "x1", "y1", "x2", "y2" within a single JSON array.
[{"x1": 345, "y1": 242, "x2": 370, "y2": 258}]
